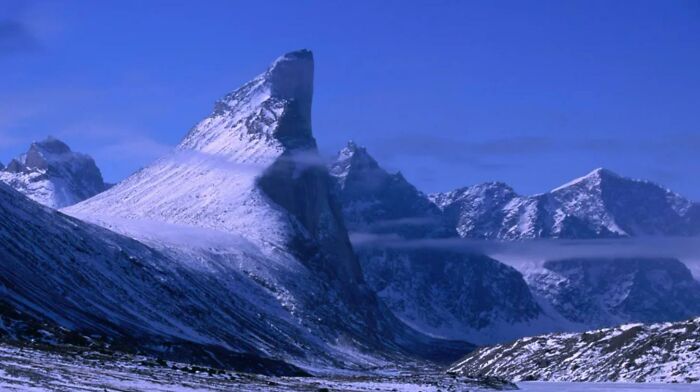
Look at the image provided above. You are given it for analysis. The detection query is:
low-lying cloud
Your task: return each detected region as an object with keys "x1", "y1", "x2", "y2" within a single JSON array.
[{"x1": 350, "y1": 232, "x2": 700, "y2": 266}]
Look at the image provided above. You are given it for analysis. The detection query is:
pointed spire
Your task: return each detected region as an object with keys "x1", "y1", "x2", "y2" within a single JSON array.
[
  {"x1": 587, "y1": 167, "x2": 620, "y2": 179},
  {"x1": 265, "y1": 49, "x2": 314, "y2": 104}
]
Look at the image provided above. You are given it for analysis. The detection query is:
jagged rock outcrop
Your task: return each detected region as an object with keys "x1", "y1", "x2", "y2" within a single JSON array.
[
  {"x1": 526, "y1": 257, "x2": 700, "y2": 328},
  {"x1": 0, "y1": 137, "x2": 108, "y2": 208},
  {"x1": 448, "y1": 317, "x2": 700, "y2": 383}
]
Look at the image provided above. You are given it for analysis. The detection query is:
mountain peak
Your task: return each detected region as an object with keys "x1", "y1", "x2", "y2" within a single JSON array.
[
  {"x1": 0, "y1": 137, "x2": 107, "y2": 208},
  {"x1": 551, "y1": 167, "x2": 621, "y2": 192},
  {"x1": 588, "y1": 167, "x2": 620, "y2": 179},
  {"x1": 31, "y1": 136, "x2": 72, "y2": 155},
  {"x1": 180, "y1": 50, "x2": 316, "y2": 155},
  {"x1": 339, "y1": 140, "x2": 372, "y2": 160},
  {"x1": 265, "y1": 49, "x2": 314, "y2": 103},
  {"x1": 329, "y1": 141, "x2": 381, "y2": 183}
]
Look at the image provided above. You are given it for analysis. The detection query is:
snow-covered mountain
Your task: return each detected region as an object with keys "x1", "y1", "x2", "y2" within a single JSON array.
[
  {"x1": 0, "y1": 137, "x2": 108, "y2": 209},
  {"x1": 447, "y1": 317, "x2": 700, "y2": 383},
  {"x1": 329, "y1": 142, "x2": 557, "y2": 344},
  {"x1": 64, "y1": 50, "x2": 471, "y2": 369},
  {"x1": 431, "y1": 168, "x2": 700, "y2": 239},
  {"x1": 525, "y1": 257, "x2": 700, "y2": 328}
]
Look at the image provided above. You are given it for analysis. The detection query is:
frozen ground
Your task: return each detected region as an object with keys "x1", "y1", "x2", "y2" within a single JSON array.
[
  {"x1": 2, "y1": 342, "x2": 698, "y2": 391},
  {"x1": 0, "y1": 342, "x2": 514, "y2": 391},
  {"x1": 518, "y1": 382, "x2": 700, "y2": 391}
]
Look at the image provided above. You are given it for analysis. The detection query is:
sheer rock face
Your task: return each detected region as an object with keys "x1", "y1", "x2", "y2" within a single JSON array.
[
  {"x1": 0, "y1": 137, "x2": 108, "y2": 208},
  {"x1": 329, "y1": 142, "x2": 548, "y2": 344},
  {"x1": 526, "y1": 257, "x2": 700, "y2": 327},
  {"x1": 448, "y1": 317, "x2": 700, "y2": 383},
  {"x1": 432, "y1": 168, "x2": 700, "y2": 239},
  {"x1": 64, "y1": 51, "x2": 471, "y2": 369}
]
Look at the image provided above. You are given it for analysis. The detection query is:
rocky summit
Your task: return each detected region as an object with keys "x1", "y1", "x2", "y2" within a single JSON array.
[
  {"x1": 0, "y1": 137, "x2": 109, "y2": 208},
  {"x1": 447, "y1": 317, "x2": 700, "y2": 383}
]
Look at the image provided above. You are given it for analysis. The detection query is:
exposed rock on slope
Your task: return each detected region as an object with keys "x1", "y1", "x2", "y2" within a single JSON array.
[
  {"x1": 447, "y1": 317, "x2": 700, "y2": 383},
  {"x1": 431, "y1": 168, "x2": 700, "y2": 239},
  {"x1": 0, "y1": 137, "x2": 108, "y2": 208},
  {"x1": 526, "y1": 257, "x2": 700, "y2": 328},
  {"x1": 65, "y1": 50, "x2": 471, "y2": 369}
]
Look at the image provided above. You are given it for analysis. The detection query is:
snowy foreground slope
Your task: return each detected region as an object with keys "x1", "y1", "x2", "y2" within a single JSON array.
[
  {"x1": 0, "y1": 137, "x2": 108, "y2": 208},
  {"x1": 64, "y1": 50, "x2": 471, "y2": 370},
  {"x1": 431, "y1": 168, "x2": 700, "y2": 239},
  {"x1": 448, "y1": 317, "x2": 700, "y2": 383},
  {"x1": 329, "y1": 142, "x2": 567, "y2": 344},
  {"x1": 0, "y1": 341, "x2": 517, "y2": 392}
]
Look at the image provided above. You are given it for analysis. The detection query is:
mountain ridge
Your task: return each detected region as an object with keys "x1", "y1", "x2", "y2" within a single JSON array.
[
  {"x1": 430, "y1": 167, "x2": 699, "y2": 239},
  {"x1": 447, "y1": 316, "x2": 700, "y2": 383}
]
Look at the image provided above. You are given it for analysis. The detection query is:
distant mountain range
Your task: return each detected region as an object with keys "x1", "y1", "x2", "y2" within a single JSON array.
[
  {"x1": 329, "y1": 142, "x2": 700, "y2": 342},
  {"x1": 431, "y1": 167, "x2": 700, "y2": 239}
]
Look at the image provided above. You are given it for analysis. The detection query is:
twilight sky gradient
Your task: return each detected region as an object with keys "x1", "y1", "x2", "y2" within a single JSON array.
[{"x1": 1, "y1": 0, "x2": 699, "y2": 198}]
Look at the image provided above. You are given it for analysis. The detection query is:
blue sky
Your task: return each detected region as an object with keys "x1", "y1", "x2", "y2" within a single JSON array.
[{"x1": 1, "y1": 0, "x2": 699, "y2": 198}]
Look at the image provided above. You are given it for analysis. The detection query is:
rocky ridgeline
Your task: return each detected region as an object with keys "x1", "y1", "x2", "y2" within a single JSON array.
[{"x1": 448, "y1": 317, "x2": 700, "y2": 383}]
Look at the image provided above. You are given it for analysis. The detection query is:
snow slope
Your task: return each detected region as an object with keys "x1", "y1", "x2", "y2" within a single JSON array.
[
  {"x1": 0, "y1": 181, "x2": 306, "y2": 375},
  {"x1": 0, "y1": 137, "x2": 108, "y2": 209},
  {"x1": 448, "y1": 317, "x2": 700, "y2": 383},
  {"x1": 64, "y1": 50, "x2": 471, "y2": 369}
]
